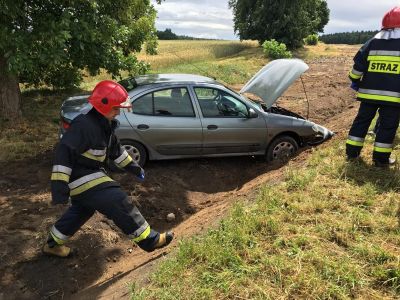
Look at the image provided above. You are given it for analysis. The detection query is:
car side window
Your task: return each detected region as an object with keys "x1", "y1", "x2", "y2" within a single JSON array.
[
  {"x1": 132, "y1": 87, "x2": 194, "y2": 117},
  {"x1": 194, "y1": 87, "x2": 249, "y2": 118},
  {"x1": 131, "y1": 93, "x2": 152, "y2": 115}
]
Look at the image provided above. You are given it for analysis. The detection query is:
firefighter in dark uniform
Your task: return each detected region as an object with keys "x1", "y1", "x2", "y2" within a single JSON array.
[
  {"x1": 347, "y1": 6, "x2": 400, "y2": 167},
  {"x1": 43, "y1": 80, "x2": 173, "y2": 257}
]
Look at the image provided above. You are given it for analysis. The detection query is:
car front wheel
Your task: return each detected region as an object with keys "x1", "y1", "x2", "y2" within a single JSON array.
[
  {"x1": 267, "y1": 136, "x2": 298, "y2": 163},
  {"x1": 120, "y1": 140, "x2": 147, "y2": 167}
]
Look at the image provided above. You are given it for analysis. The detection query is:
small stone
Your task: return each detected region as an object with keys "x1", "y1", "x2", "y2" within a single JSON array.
[
  {"x1": 166, "y1": 213, "x2": 175, "y2": 222},
  {"x1": 128, "y1": 248, "x2": 133, "y2": 253}
]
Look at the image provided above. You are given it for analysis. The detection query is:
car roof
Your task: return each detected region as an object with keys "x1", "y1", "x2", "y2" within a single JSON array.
[
  {"x1": 137, "y1": 74, "x2": 217, "y2": 85},
  {"x1": 119, "y1": 73, "x2": 224, "y2": 97},
  {"x1": 120, "y1": 73, "x2": 220, "y2": 91}
]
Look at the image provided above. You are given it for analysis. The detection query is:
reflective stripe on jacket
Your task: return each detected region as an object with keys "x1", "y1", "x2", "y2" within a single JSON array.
[
  {"x1": 349, "y1": 30, "x2": 400, "y2": 107},
  {"x1": 50, "y1": 108, "x2": 141, "y2": 204}
]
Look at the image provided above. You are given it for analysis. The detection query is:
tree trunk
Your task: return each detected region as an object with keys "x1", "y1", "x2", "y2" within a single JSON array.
[{"x1": 0, "y1": 55, "x2": 22, "y2": 120}]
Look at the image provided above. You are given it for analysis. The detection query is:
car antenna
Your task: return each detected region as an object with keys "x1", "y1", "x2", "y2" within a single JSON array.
[
  {"x1": 168, "y1": 51, "x2": 218, "y2": 80},
  {"x1": 300, "y1": 76, "x2": 310, "y2": 120}
]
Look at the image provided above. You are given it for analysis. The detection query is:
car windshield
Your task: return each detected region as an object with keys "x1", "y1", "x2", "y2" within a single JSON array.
[{"x1": 224, "y1": 85, "x2": 262, "y2": 107}]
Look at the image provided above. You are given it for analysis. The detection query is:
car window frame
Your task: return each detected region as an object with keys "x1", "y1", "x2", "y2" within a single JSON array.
[
  {"x1": 130, "y1": 85, "x2": 197, "y2": 118},
  {"x1": 192, "y1": 85, "x2": 252, "y2": 119}
]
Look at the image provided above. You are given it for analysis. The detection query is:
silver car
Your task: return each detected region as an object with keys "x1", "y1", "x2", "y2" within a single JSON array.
[{"x1": 60, "y1": 59, "x2": 333, "y2": 166}]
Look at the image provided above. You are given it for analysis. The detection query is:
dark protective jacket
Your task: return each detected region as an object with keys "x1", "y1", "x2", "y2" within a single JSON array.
[
  {"x1": 349, "y1": 30, "x2": 400, "y2": 107},
  {"x1": 51, "y1": 108, "x2": 142, "y2": 204}
]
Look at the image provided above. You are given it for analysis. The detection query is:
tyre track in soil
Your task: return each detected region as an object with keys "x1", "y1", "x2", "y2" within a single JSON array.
[{"x1": 0, "y1": 47, "x2": 360, "y2": 299}]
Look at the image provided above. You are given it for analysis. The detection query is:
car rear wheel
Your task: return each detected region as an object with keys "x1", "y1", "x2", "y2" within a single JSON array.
[
  {"x1": 267, "y1": 136, "x2": 298, "y2": 163},
  {"x1": 120, "y1": 140, "x2": 147, "y2": 167}
]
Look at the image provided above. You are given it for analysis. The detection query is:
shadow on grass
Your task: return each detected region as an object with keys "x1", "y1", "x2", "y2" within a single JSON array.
[{"x1": 343, "y1": 158, "x2": 400, "y2": 193}]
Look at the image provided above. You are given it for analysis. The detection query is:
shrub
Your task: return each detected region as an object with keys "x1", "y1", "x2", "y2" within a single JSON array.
[
  {"x1": 305, "y1": 34, "x2": 319, "y2": 45},
  {"x1": 262, "y1": 39, "x2": 292, "y2": 59}
]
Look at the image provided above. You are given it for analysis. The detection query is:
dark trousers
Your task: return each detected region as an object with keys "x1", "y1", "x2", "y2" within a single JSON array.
[
  {"x1": 53, "y1": 187, "x2": 159, "y2": 252},
  {"x1": 346, "y1": 102, "x2": 400, "y2": 162}
]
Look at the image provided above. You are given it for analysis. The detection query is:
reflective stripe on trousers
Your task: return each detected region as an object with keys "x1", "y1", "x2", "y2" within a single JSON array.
[
  {"x1": 68, "y1": 172, "x2": 114, "y2": 196},
  {"x1": 373, "y1": 142, "x2": 393, "y2": 153},
  {"x1": 346, "y1": 135, "x2": 365, "y2": 147},
  {"x1": 50, "y1": 225, "x2": 70, "y2": 245}
]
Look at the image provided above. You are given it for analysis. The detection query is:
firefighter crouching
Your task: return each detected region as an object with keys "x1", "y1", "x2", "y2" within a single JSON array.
[
  {"x1": 346, "y1": 6, "x2": 400, "y2": 167},
  {"x1": 43, "y1": 80, "x2": 173, "y2": 257}
]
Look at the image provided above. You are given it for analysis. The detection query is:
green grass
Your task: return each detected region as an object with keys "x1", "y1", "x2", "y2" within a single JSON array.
[{"x1": 130, "y1": 135, "x2": 400, "y2": 299}]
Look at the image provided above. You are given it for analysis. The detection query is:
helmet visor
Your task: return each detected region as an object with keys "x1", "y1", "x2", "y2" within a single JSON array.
[{"x1": 117, "y1": 97, "x2": 132, "y2": 109}]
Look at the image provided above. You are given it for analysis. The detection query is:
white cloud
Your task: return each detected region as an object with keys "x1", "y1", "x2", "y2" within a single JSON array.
[
  {"x1": 152, "y1": 0, "x2": 236, "y2": 39},
  {"x1": 152, "y1": 0, "x2": 400, "y2": 39},
  {"x1": 324, "y1": 0, "x2": 400, "y2": 33}
]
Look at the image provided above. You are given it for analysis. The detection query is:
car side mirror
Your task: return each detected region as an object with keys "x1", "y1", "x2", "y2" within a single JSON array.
[{"x1": 248, "y1": 107, "x2": 258, "y2": 118}]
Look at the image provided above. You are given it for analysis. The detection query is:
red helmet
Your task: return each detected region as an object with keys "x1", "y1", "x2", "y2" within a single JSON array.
[
  {"x1": 88, "y1": 80, "x2": 131, "y2": 115},
  {"x1": 382, "y1": 7, "x2": 400, "y2": 29}
]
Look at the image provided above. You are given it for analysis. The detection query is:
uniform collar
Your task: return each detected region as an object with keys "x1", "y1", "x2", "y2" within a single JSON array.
[
  {"x1": 375, "y1": 28, "x2": 400, "y2": 39},
  {"x1": 89, "y1": 108, "x2": 119, "y2": 131}
]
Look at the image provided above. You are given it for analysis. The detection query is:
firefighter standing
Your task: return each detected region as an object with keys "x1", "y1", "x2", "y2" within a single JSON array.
[
  {"x1": 43, "y1": 80, "x2": 173, "y2": 257},
  {"x1": 346, "y1": 7, "x2": 400, "y2": 167}
]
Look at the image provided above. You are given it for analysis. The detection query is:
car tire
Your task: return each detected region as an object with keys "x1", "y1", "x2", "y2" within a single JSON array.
[
  {"x1": 120, "y1": 140, "x2": 147, "y2": 167},
  {"x1": 266, "y1": 135, "x2": 298, "y2": 163}
]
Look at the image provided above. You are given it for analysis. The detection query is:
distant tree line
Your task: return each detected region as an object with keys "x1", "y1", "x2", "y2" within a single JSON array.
[
  {"x1": 319, "y1": 31, "x2": 379, "y2": 45},
  {"x1": 157, "y1": 28, "x2": 208, "y2": 40}
]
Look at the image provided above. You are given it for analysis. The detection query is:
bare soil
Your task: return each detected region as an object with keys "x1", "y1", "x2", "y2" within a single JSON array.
[{"x1": 0, "y1": 45, "x2": 360, "y2": 300}]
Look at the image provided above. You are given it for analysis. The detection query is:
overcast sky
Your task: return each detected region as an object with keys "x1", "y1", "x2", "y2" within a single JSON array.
[{"x1": 152, "y1": 0, "x2": 400, "y2": 40}]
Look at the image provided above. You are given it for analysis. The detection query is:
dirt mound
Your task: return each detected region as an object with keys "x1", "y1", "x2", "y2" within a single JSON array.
[{"x1": 0, "y1": 47, "x2": 360, "y2": 300}]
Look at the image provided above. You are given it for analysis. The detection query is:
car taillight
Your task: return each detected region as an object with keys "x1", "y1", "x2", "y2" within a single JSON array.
[{"x1": 61, "y1": 120, "x2": 71, "y2": 130}]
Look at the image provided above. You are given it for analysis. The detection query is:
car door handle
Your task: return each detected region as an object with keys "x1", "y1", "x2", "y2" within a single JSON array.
[
  {"x1": 137, "y1": 124, "x2": 149, "y2": 130},
  {"x1": 207, "y1": 125, "x2": 218, "y2": 130}
]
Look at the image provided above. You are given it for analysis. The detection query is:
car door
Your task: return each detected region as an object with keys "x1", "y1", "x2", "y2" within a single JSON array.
[
  {"x1": 193, "y1": 86, "x2": 268, "y2": 155},
  {"x1": 124, "y1": 86, "x2": 203, "y2": 156}
]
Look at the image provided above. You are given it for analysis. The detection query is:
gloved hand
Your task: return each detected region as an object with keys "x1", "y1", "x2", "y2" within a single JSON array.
[
  {"x1": 136, "y1": 168, "x2": 145, "y2": 182},
  {"x1": 125, "y1": 162, "x2": 145, "y2": 182},
  {"x1": 350, "y1": 82, "x2": 359, "y2": 91}
]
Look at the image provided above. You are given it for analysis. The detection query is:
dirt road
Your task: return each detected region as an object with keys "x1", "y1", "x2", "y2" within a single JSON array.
[{"x1": 0, "y1": 45, "x2": 360, "y2": 299}]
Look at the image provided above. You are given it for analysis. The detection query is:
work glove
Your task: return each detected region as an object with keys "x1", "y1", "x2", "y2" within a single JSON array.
[
  {"x1": 136, "y1": 168, "x2": 145, "y2": 183},
  {"x1": 125, "y1": 162, "x2": 145, "y2": 182},
  {"x1": 350, "y1": 82, "x2": 359, "y2": 91}
]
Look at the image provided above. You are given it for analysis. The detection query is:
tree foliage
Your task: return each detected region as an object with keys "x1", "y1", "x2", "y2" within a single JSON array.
[
  {"x1": 262, "y1": 39, "x2": 292, "y2": 59},
  {"x1": 157, "y1": 28, "x2": 178, "y2": 40},
  {"x1": 228, "y1": 0, "x2": 329, "y2": 49},
  {"x1": 0, "y1": 0, "x2": 161, "y2": 89},
  {"x1": 304, "y1": 34, "x2": 319, "y2": 45},
  {"x1": 320, "y1": 31, "x2": 379, "y2": 45}
]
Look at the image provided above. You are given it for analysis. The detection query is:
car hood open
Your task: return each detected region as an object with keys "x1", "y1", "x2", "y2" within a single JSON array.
[{"x1": 240, "y1": 59, "x2": 309, "y2": 109}]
